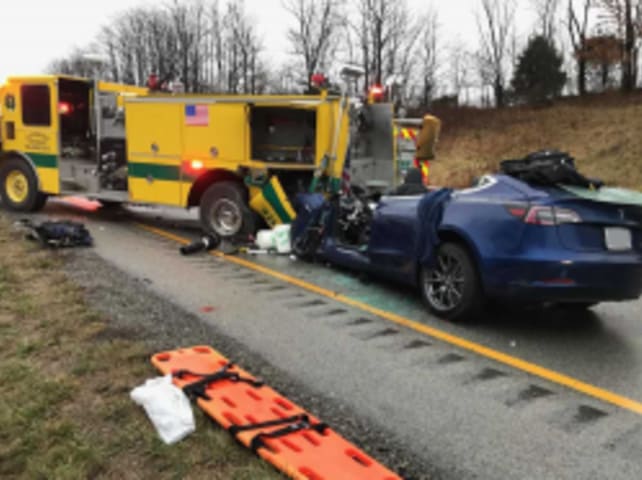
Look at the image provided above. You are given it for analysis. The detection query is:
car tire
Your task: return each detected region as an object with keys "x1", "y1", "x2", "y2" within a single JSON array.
[
  {"x1": 419, "y1": 242, "x2": 483, "y2": 321},
  {"x1": 199, "y1": 181, "x2": 255, "y2": 240},
  {"x1": 0, "y1": 158, "x2": 47, "y2": 212}
]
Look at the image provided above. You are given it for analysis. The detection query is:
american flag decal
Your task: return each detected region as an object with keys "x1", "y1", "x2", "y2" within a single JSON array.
[{"x1": 185, "y1": 104, "x2": 209, "y2": 126}]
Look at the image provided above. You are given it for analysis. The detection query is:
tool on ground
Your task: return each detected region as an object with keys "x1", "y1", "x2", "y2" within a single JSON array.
[
  {"x1": 179, "y1": 234, "x2": 220, "y2": 255},
  {"x1": 151, "y1": 345, "x2": 401, "y2": 480}
]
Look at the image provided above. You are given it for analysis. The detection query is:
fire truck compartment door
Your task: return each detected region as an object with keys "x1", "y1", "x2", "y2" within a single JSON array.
[{"x1": 125, "y1": 102, "x2": 182, "y2": 205}]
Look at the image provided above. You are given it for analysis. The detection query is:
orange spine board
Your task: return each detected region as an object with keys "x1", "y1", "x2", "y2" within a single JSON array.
[{"x1": 152, "y1": 346, "x2": 402, "y2": 480}]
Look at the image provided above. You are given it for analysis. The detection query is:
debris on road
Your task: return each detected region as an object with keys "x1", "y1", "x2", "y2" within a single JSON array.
[
  {"x1": 130, "y1": 374, "x2": 196, "y2": 445},
  {"x1": 14, "y1": 218, "x2": 93, "y2": 248},
  {"x1": 248, "y1": 224, "x2": 293, "y2": 255},
  {"x1": 179, "y1": 234, "x2": 220, "y2": 255}
]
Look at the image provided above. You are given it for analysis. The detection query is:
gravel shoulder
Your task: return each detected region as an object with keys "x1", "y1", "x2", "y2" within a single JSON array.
[{"x1": 63, "y1": 246, "x2": 435, "y2": 480}]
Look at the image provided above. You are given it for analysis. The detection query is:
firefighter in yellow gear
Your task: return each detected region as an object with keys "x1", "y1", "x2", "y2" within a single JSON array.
[{"x1": 413, "y1": 114, "x2": 441, "y2": 186}]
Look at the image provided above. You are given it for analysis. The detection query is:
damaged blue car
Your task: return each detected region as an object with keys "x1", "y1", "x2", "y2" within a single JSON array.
[{"x1": 292, "y1": 153, "x2": 642, "y2": 322}]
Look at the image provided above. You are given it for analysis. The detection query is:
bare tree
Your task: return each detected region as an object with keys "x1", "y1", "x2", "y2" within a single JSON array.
[
  {"x1": 224, "y1": 1, "x2": 264, "y2": 94},
  {"x1": 449, "y1": 40, "x2": 472, "y2": 104},
  {"x1": 350, "y1": 0, "x2": 386, "y2": 87},
  {"x1": 417, "y1": 7, "x2": 439, "y2": 107},
  {"x1": 283, "y1": 0, "x2": 343, "y2": 89},
  {"x1": 204, "y1": 0, "x2": 224, "y2": 91},
  {"x1": 349, "y1": 0, "x2": 424, "y2": 99},
  {"x1": 97, "y1": 6, "x2": 180, "y2": 87},
  {"x1": 582, "y1": 34, "x2": 622, "y2": 89},
  {"x1": 48, "y1": 47, "x2": 109, "y2": 78},
  {"x1": 533, "y1": 0, "x2": 562, "y2": 40},
  {"x1": 50, "y1": 0, "x2": 265, "y2": 94},
  {"x1": 476, "y1": 0, "x2": 517, "y2": 107},
  {"x1": 170, "y1": 0, "x2": 200, "y2": 92},
  {"x1": 598, "y1": 0, "x2": 641, "y2": 90},
  {"x1": 567, "y1": 0, "x2": 593, "y2": 95},
  {"x1": 386, "y1": 4, "x2": 424, "y2": 103}
]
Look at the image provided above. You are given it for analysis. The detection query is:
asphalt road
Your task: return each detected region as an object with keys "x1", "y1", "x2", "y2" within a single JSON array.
[{"x1": 21, "y1": 199, "x2": 642, "y2": 479}]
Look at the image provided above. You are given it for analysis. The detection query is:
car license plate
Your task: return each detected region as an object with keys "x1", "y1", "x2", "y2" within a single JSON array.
[{"x1": 604, "y1": 227, "x2": 632, "y2": 251}]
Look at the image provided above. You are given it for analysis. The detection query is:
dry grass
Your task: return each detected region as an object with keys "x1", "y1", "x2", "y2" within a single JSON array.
[
  {"x1": 0, "y1": 214, "x2": 279, "y2": 479},
  {"x1": 429, "y1": 92, "x2": 642, "y2": 190}
]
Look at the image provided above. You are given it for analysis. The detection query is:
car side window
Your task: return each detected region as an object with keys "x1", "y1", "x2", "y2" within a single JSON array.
[{"x1": 21, "y1": 85, "x2": 51, "y2": 127}]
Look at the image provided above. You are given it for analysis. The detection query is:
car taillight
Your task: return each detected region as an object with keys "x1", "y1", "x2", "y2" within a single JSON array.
[
  {"x1": 506, "y1": 204, "x2": 581, "y2": 226},
  {"x1": 504, "y1": 203, "x2": 528, "y2": 219},
  {"x1": 525, "y1": 206, "x2": 557, "y2": 226}
]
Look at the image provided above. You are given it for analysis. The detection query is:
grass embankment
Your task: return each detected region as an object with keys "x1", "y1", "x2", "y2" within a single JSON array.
[
  {"x1": 430, "y1": 92, "x2": 642, "y2": 190},
  {"x1": 0, "y1": 214, "x2": 278, "y2": 479}
]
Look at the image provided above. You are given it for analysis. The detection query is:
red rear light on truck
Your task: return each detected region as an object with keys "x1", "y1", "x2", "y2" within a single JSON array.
[
  {"x1": 190, "y1": 159, "x2": 204, "y2": 171},
  {"x1": 181, "y1": 159, "x2": 206, "y2": 178},
  {"x1": 505, "y1": 204, "x2": 581, "y2": 226}
]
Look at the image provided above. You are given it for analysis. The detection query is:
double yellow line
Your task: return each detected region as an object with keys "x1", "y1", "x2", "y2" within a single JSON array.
[{"x1": 138, "y1": 222, "x2": 642, "y2": 416}]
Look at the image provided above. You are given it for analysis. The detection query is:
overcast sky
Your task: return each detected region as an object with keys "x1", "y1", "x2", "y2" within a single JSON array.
[{"x1": 0, "y1": 0, "x2": 539, "y2": 84}]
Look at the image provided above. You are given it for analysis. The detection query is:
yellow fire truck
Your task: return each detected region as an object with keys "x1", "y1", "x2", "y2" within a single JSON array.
[{"x1": 0, "y1": 75, "x2": 351, "y2": 238}]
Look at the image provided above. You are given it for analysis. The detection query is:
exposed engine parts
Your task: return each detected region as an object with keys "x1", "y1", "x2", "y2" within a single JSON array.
[{"x1": 337, "y1": 191, "x2": 373, "y2": 247}]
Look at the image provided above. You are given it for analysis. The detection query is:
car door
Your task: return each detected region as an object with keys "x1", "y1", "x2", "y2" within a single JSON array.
[{"x1": 367, "y1": 196, "x2": 421, "y2": 282}]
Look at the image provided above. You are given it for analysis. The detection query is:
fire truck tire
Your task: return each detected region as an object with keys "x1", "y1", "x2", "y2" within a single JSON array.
[
  {"x1": 200, "y1": 181, "x2": 255, "y2": 240},
  {"x1": 0, "y1": 158, "x2": 47, "y2": 212}
]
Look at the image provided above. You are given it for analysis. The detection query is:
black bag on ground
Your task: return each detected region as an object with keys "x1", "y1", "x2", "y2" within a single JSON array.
[
  {"x1": 19, "y1": 219, "x2": 93, "y2": 248},
  {"x1": 179, "y1": 235, "x2": 220, "y2": 255},
  {"x1": 500, "y1": 150, "x2": 603, "y2": 189}
]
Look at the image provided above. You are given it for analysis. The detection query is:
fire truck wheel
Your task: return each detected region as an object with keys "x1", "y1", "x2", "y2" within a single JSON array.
[
  {"x1": 200, "y1": 181, "x2": 255, "y2": 239},
  {"x1": 0, "y1": 158, "x2": 47, "y2": 212}
]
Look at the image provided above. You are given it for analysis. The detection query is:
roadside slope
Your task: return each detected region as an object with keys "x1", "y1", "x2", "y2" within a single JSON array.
[
  {"x1": 0, "y1": 214, "x2": 278, "y2": 479},
  {"x1": 430, "y1": 93, "x2": 642, "y2": 190}
]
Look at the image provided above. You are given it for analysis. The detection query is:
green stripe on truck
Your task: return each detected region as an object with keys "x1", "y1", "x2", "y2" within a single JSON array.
[
  {"x1": 28, "y1": 153, "x2": 57, "y2": 168},
  {"x1": 128, "y1": 163, "x2": 181, "y2": 181}
]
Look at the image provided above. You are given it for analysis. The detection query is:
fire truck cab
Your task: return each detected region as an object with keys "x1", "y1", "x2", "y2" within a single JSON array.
[{"x1": 0, "y1": 75, "x2": 147, "y2": 209}]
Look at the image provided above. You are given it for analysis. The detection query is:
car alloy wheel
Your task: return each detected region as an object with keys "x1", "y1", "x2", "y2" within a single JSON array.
[
  {"x1": 419, "y1": 242, "x2": 483, "y2": 321},
  {"x1": 423, "y1": 251, "x2": 465, "y2": 312}
]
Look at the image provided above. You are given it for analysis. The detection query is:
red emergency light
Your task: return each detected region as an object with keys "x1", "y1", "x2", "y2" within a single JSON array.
[
  {"x1": 58, "y1": 101, "x2": 73, "y2": 115},
  {"x1": 311, "y1": 73, "x2": 327, "y2": 88},
  {"x1": 368, "y1": 84, "x2": 385, "y2": 102}
]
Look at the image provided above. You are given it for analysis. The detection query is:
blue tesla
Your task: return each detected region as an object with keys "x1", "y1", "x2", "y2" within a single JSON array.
[{"x1": 292, "y1": 174, "x2": 642, "y2": 321}]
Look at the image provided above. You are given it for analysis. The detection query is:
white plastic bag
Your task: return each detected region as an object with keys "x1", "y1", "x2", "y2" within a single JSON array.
[
  {"x1": 256, "y1": 229, "x2": 276, "y2": 250},
  {"x1": 273, "y1": 224, "x2": 292, "y2": 254},
  {"x1": 130, "y1": 374, "x2": 195, "y2": 444}
]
